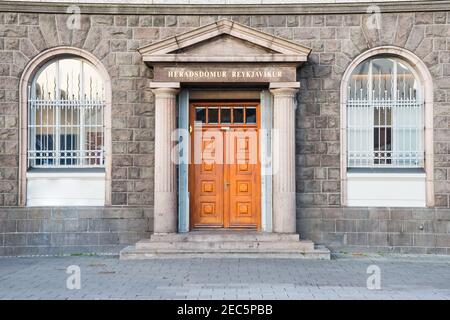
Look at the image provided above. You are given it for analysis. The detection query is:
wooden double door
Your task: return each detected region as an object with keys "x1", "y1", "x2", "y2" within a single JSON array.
[{"x1": 189, "y1": 102, "x2": 261, "y2": 229}]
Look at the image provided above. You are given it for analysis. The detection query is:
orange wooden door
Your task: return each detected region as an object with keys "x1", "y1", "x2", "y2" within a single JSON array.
[
  {"x1": 190, "y1": 103, "x2": 260, "y2": 230},
  {"x1": 227, "y1": 129, "x2": 260, "y2": 229},
  {"x1": 191, "y1": 129, "x2": 224, "y2": 228}
]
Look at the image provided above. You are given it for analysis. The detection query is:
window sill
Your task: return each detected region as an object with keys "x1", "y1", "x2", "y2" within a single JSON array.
[
  {"x1": 347, "y1": 167, "x2": 425, "y2": 179},
  {"x1": 27, "y1": 168, "x2": 105, "y2": 179}
]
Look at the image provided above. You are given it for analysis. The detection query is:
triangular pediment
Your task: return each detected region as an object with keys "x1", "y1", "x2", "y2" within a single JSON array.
[
  {"x1": 173, "y1": 34, "x2": 277, "y2": 55},
  {"x1": 138, "y1": 19, "x2": 311, "y2": 63}
]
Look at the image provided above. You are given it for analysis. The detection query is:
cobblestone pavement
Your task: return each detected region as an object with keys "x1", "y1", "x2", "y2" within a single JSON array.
[{"x1": 0, "y1": 254, "x2": 449, "y2": 299}]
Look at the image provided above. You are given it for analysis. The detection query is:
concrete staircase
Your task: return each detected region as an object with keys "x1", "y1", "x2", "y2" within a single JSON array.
[{"x1": 119, "y1": 231, "x2": 331, "y2": 260}]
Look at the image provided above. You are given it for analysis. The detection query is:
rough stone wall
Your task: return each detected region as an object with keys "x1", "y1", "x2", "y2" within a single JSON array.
[
  {"x1": 297, "y1": 207, "x2": 450, "y2": 254},
  {"x1": 0, "y1": 207, "x2": 150, "y2": 256},
  {"x1": 0, "y1": 11, "x2": 449, "y2": 255}
]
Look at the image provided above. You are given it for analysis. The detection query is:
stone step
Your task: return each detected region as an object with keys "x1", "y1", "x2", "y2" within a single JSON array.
[
  {"x1": 120, "y1": 245, "x2": 331, "y2": 260},
  {"x1": 135, "y1": 239, "x2": 314, "y2": 251},
  {"x1": 149, "y1": 232, "x2": 300, "y2": 243},
  {"x1": 120, "y1": 232, "x2": 330, "y2": 260}
]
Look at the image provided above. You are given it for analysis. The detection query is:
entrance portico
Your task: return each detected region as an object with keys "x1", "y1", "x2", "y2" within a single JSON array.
[{"x1": 120, "y1": 19, "x2": 329, "y2": 259}]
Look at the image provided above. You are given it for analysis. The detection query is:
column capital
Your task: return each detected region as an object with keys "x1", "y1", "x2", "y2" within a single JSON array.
[
  {"x1": 270, "y1": 87, "x2": 298, "y2": 98},
  {"x1": 269, "y1": 82, "x2": 299, "y2": 97},
  {"x1": 150, "y1": 82, "x2": 180, "y2": 89},
  {"x1": 150, "y1": 82, "x2": 180, "y2": 97},
  {"x1": 151, "y1": 87, "x2": 179, "y2": 98}
]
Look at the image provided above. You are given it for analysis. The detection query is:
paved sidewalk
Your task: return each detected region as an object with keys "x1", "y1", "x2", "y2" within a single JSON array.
[{"x1": 0, "y1": 254, "x2": 449, "y2": 299}]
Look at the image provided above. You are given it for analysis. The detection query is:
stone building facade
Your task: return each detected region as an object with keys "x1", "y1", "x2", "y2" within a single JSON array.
[{"x1": 0, "y1": 0, "x2": 450, "y2": 256}]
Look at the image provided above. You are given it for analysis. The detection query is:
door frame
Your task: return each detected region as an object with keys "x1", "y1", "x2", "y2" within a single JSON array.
[{"x1": 188, "y1": 101, "x2": 261, "y2": 230}]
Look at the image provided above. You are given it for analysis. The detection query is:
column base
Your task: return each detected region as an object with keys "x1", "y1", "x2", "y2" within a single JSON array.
[
  {"x1": 153, "y1": 191, "x2": 177, "y2": 233},
  {"x1": 273, "y1": 191, "x2": 296, "y2": 234}
]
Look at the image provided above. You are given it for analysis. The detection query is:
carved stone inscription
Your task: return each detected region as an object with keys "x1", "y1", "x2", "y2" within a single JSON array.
[{"x1": 154, "y1": 65, "x2": 297, "y2": 82}]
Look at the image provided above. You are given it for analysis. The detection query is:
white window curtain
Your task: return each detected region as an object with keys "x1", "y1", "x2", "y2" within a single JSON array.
[{"x1": 347, "y1": 100, "x2": 373, "y2": 167}]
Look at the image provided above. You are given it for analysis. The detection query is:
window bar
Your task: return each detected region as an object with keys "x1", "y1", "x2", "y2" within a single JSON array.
[
  {"x1": 401, "y1": 72, "x2": 411, "y2": 165},
  {"x1": 63, "y1": 98, "x2": 67, "y2": 166},
  {"x1": 92, "y1": 79, "x2": 96, "y2": 165},
  {"x1": 354, "y1": 101, "x2": 357, "y2": 167},
  {"x1": 381, "y1": 102, "x2": 388, "y2": 164},
  {"x1": 90, "y1": 101, "x2": 94, "y2": 165},
  {"x1": 358, "y1": 82, "x2": 362, "y2": 166},
  {"x1": 368, "y1": 61, "x2": 373, "y2": 166},
  {"x1": 357, "y1": 99, "x2": 360, "y2": 167},
  {"x1": 88, "y1": 102, "x2": 91, "y2": 165},
  {"x1": 95, "y1": 94, "x2": 98, "y2": 165},
  {"x1": 98, "y1": 95, "x2": 104, "y2": 164},
  {"x1": 71, "y1": 99, "x2": 74, "y2": 165},
  {"x1": 80, "y1": 64, "x2": 85, "y2": 166},
  {"x1": 28, "y1": 85, "x2": 32, "y2": 168},
  {"x1": 33, "y1": 92, "x2": 36, "y2": 167},
  {"x1": 74, "y1": 70, "x2": 79, "y2": 166},
  {"x1": 89, "y1": 100, "x2": 92, "y2": 165},
  {"x1": 32, "y1": 100, "x2": 35, "y2": 166},
  {"x1": 383, "y1": 72, "x2": 387, "y2": 164},
  {"x1": 41, "y1": 102, "x2": 44, "y2": 165},
  {"x1": 348, "y1": 102, "x2": 351, "y2": 166},
  {"x1": 47, "y1": 102, "x2": 50, "y2": 164},
  {"x1": 52, "y1": 103, "x2": 56, "y2": 166},
  {"x1": 391, "y1": 64, "x2": 396, "y2": 165},
  {"x1": 42, "y1": 100, "x2": 46, "y2": 164},
  {"x1": 353, "y1": 98, "x2": 357, "y2": 166},
  {"x1": 78, "y1": 102, "x2": 82, "y2": 166},
  {"x1": 366, "y1": 98, "x2": 369, "y2": 166},
  {"x1": 414, "y1": 102, "x2": 417, "y2": 166},
  {"x1": 409, "y1": 89, "x2": 412, "y2": 166}
]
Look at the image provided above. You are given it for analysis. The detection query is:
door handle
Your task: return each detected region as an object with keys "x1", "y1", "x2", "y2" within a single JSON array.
[{"x1": 224, "y1": 181, "x2": 230, "y2": 190}]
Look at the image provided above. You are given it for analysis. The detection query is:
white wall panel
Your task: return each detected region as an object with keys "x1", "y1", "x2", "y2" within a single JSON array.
[
  {"x1": 27, "y1": 171, "x2": 105, "y2": 206},
  {"x1": 347, "y1": 171, "x2": 426, "y2": 207}
]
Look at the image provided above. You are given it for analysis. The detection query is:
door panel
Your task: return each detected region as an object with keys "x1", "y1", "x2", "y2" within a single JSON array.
[
  {"x1": 228, "y1": 131, "x2": 260, "y2": 228},
  {"x1": 192, "y1": 132, "x2": 224, "y2": 228},
  {"x1": 190, "y1": 102, "x2": 260, "y2": 230}
]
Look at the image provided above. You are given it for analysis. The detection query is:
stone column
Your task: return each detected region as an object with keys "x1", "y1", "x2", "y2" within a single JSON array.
[
  {"x1": 270, "y1": 85, "x2": 298, "y2": 234},
  {"x1": 151, "y1": 85, "x2": 179, "y2": 233}
]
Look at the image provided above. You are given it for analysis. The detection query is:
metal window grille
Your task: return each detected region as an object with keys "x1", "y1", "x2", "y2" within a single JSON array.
[
  {"x1": 346, "y1": 57, "x2": 424, "y2": 168},
  {"x1": 27, "y1": 58, "x2": 105, "y2": 168}
]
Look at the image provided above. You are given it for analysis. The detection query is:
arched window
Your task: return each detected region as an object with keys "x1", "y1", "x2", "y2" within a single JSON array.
[
  {"x1": 346, "y1": 57, "x2": 424, "y2": 168},
  {"x1": 342, "y1": 47, "x2": 434, "y2": 208},
  {"x1": 28, "y1": 57, "x2": 105, "y2": 168}
]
